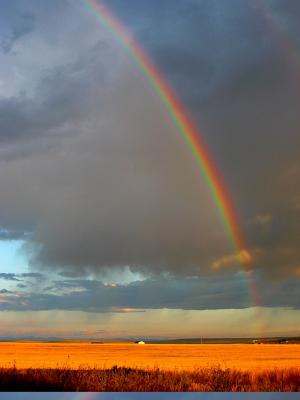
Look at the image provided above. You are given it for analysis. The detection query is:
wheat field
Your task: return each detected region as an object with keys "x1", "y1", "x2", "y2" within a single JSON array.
[{"x1": 0, "y1": 342, "x2": 299, "y2": 371}]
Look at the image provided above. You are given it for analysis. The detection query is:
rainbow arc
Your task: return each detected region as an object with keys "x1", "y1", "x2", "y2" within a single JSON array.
[
  {"x1": 83, "y1": 0, "x2": 249, "y2": 263},
  {"x1": 81, "y1": 0, "x2": 264, "y2": 335}
]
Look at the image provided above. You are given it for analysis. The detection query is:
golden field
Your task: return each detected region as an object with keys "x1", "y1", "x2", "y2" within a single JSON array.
[{"x1": 0, "y1": 342, "x2": 299, "y2": 371}]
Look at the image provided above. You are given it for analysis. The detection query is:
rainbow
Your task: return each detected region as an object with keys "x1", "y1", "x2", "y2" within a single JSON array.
[
  {"x1": 80, "y1": 0, "x2": 263, "y2": 331},
  {"x1": 82, "y1": 0, "x2": 250, "y2": 265},
  {"x1": 255, "y1": 0, "x2": 300, "y2": 85}
]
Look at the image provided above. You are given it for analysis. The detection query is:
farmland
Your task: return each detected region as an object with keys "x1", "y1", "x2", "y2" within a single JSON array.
[
  {"x1": 0, "y1": 342, "x2": 299, "y2": 371},
  {"x1": 0, "y1": 342, "x2": 299, "y2": 391}
]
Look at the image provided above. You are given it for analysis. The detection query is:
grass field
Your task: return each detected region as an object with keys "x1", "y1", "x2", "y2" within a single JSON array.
[
  {"x1": 0, "y1": 366, "x2": 299, "y2": 391},
  {"x1": 0, "y1": 342, "x2": 299, "y2": 371}
]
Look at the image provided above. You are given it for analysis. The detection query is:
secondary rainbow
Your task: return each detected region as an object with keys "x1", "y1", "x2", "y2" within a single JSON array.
[{"x1": 256, "y1": 0, "x2": 300, "y2": 87}]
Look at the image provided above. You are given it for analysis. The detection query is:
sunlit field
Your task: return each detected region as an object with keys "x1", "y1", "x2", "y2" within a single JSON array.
[{"x1": 0, "y1": 342, "x2": 299, "y2": 371}]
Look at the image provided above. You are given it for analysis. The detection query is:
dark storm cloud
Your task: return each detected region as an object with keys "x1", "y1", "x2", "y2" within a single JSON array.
[
  {"x1": 107, "y1": 0, "x2": 287, "y2": 104},
  {"x1": 0, "y1": 0, "x2": 230, "y2": 277},
  {"x1": 0, "y1": 0, "x2": 299, "y2": 285},
  {"x1": 0, "y1": 59, "x2": 227, "y2": 277},
  {"x1": 0, "y1": 273, "x2": 299, "y2": 312},
  {"x1": 111, "y1": 0, "x2": 300, "y2": 280}
]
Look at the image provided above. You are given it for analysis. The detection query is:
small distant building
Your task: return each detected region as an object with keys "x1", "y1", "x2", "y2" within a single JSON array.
[
  {"x1": 252, "y1": 339, "x2": 261, "y2": 344},
  {"x1": 279, "y1": 339, "x2": 289, "y2": 344},
  {"x1": 134, "y1": 340, "x2": 145, "y2": 344}
]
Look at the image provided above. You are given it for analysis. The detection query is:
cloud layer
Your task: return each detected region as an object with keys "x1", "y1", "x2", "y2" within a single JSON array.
[{"x1": 0, "y1": 272, "x2": 299, "y2": 312}]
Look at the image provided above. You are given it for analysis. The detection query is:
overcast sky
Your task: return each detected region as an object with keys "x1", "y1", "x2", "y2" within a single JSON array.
[{"x1": 0, "y1": 0, "x2": 299, "y2": 338}]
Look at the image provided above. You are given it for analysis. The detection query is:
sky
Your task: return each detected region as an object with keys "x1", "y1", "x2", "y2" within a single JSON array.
[{"x1": 0, "y1": 0, "x2": 299, "y2": 339}]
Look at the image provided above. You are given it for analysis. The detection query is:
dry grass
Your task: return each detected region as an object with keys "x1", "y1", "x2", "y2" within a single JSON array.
[
  {"x1": 0, "y1": 342, "x2": 299, "y2": 371},
  {"x1": 0, "y1": 342, "x2": 299, "y2": 391},
  {"x1": 0, "y1": 365, "x2": 299, "y2": 391}
]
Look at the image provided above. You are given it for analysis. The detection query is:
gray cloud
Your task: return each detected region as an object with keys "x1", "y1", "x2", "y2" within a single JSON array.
[
  {"x1": 0, "y1": 10, "x2": 230, "y2": 277},
  {"x1": 0, "y1": 273, "x2": 20, "y2": 281},
  {"x1": 0, "y1": 39, "x2": 116, "y2": 162},
  {"x1": 16, "y1": 283, "x2": 27, "y2": 288},
  {"x1": 20, "y1": 272, "x2": 44, "y2": 279},
  {"x1": 0, "y1": 12, "x2": 35, "y2": 53},
  {"x1": 0, "y1": 274, "x2": 299, "y2": 312},
  {"x1": 0, "y1": 228, "x2": 30, "y2": 241},
  {"x1": 0, "y1": 288, "x2": 12, "y2": 293},
  {"x1": 0, "y1": 273, "x2": 44, "y2": 282}
]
